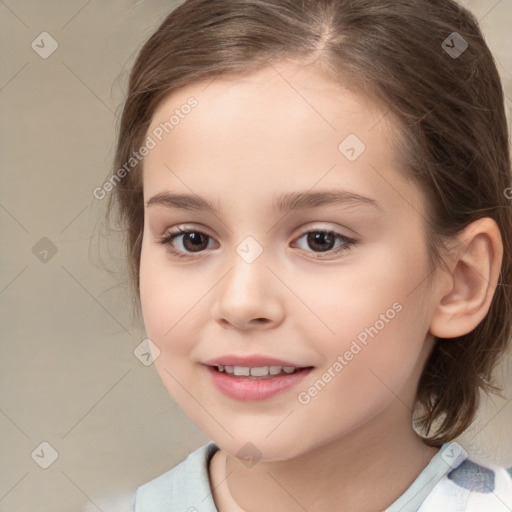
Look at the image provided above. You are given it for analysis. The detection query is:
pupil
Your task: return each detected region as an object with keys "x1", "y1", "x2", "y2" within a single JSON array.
[
  {"x1": 184, "y1": 232, "x2": 208, "y2": 252},
  {"x1": 308, "y1": 232, "x2": 334, "y2": 252}
]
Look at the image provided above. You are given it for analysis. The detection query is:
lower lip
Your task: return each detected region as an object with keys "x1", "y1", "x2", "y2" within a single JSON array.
[{"x1": 205, "y1": 365, "x2": 313, "y2": 401}]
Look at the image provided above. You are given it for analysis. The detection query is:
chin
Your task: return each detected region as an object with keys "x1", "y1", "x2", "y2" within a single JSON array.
[{"x1": 215, "y1": 434, "x2": 308, "y2": 464}]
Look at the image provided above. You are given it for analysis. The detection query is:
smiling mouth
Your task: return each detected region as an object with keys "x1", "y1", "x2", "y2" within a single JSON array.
[{"x1": 212, "y1": 365, "x2": 313, "y2": 379}]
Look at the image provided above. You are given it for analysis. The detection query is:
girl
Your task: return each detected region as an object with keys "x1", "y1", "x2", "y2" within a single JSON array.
[{"x1": 108, "y1": 0, "x2": 512, "y2": 510}]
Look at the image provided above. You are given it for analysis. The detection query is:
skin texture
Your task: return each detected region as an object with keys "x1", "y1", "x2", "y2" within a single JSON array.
[{"x1": 138, "y1": 61, "x2": 502, "y2": 511}]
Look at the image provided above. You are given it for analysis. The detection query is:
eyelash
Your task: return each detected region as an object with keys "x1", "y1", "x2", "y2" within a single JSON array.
[{"x1": 157, "y1": 227, "x2": 357, "y2": 260}]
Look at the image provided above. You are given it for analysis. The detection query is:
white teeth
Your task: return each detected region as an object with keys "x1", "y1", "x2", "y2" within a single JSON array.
[
  {"x1": 250, "y1": 366, "x2": 270, "y2": 377},
  {"x1": 269, "y1": 366, "x2": 282, "y2": 375},
  {"x1": 217, "y1": 365, "x2": 300, "y2": 377}
]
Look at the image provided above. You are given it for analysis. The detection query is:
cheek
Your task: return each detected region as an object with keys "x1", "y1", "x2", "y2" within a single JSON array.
[
  {"x1": 139, "y1": 248, "x2": 208, "y2": 407},
  {"x1": 139, "y1": 243, "x2": 212, "y2": 362},
  {"x1": 299, "y1": 240, "x2": 432, "y2": 384},
  {"x1": 293, "y1": 291, "x2": 430, "y2": 445},
  {"x1": 302, "y1": 239, "x2": 429, "y2": 334},
  {"x1": 140, "y1": 244, "x2": 185, "y2": 345}
]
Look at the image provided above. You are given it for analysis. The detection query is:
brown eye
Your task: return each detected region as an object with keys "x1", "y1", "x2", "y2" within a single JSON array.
[
  {"x1": 159, "y1": 228, "x2": 215, "y2": 256},
  {"x1": 294, "y1": 230, "x2": 356, "y2": 259},
  {"x1": 178, "y1": 231, "x2": 210, "y2": 252},
  {"x1": 306, "y1": 231, "x2": 337, "y2": 252}
]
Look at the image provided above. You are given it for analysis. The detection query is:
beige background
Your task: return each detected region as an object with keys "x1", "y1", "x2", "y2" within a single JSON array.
[{"x1": 0, "y1": 1, "x2": 511, "y2": 511}]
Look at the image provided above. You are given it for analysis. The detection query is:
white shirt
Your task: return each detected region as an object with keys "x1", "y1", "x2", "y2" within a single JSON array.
[{"x1": 133, "y1": 441, "x2": 512, "y2": 511}]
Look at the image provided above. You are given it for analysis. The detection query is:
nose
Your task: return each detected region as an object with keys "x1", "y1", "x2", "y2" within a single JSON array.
[{"x1": 211, "y1": 247, "x2": 285, "y2": 331}]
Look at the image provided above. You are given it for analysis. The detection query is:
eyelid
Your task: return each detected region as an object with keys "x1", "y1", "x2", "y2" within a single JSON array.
[
  {"x1": 294, "y1": 221, "x2": 358, "y2": 238},
  {"x1": 156, "y1": 219, "x2": 218, "y2": 248},
  {"x1": 158, "y1": 224, "x2": 216, "y2": 243}
]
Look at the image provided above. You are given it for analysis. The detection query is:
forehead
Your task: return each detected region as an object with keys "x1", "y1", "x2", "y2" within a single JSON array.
[
  {"x1": 149, "y1": 61, "x2": 388, "y2": 140},
  {"x1": 142, "y1": 61, "x2": 422, "y2": 217}
]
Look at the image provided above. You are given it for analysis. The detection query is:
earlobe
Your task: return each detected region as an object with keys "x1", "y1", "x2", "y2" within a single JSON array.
[{"x1": 430, "y1": 218, "x2": 503, "y2": 339}]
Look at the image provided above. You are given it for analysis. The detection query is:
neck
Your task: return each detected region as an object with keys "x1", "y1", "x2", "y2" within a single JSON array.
[{"x1": 216, "y1": 404, "x2": 439, "y2": 512}]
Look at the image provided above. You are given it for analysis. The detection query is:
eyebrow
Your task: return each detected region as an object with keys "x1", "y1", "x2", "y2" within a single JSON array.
[{"x1": 146, "y1": 190, "x2": 383, "y2": 214}]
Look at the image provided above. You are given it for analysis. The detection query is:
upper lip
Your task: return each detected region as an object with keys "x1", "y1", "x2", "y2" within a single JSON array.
[{"x1": 204, "y1": 354, "x2": 310, "y2": 368}]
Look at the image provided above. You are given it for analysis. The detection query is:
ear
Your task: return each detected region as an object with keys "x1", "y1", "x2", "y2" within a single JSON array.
[{"x1": 430, "y1": 217, "x2": 503, "y2": 339}]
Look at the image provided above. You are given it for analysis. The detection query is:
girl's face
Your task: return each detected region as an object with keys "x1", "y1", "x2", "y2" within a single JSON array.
[{"x1": 139, "y1": 61, "x2": 441, "y2": 461}]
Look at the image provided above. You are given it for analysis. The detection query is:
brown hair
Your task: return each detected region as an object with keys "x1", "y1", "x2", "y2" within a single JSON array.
[{"x1": 107, "y1": 0, "x2": 512, "y2": 445}]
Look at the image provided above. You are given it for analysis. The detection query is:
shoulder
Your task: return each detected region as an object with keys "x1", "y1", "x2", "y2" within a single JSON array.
[
  {"x1": 133, "y1": 442, "x2": 220, "y2": 512},
  {"x1": 420, "y1": 458, "x2": 512, "y2": 511}
]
